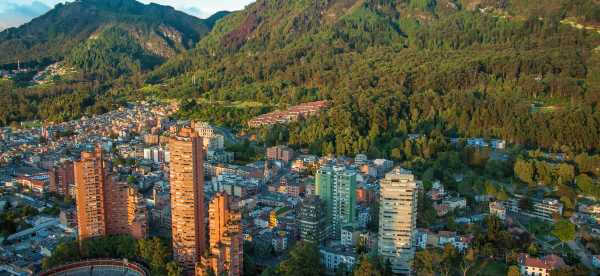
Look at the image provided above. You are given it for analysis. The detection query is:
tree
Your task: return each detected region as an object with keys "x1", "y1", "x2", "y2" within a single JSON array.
[
  {"x1": 550, "y1": 264, "x2": 590, "y2": 276},
  {"x1": 166, "y1": 261, "x2": 183, "y2": 276},
  {"x1": 506, "y1": 265, "x2": 520, "y2": 276},
  {"x1": 137, "y1": 237, "x2": 171, "y2": 274},
  {"x1": 459, "y1": 248, "x2": 477, "y2": 276},
  {"x1": 555, "y1": 163, "x2": 575, "y2": 185},
  {"x1": 527, "y1": 243, "x2": 538, "y2": 256},
  {"x1": 552, "y1": 219, "x2": 576, "y2": 245},
  {"x1": 353, "y1": 256, "x2": 382, "y2": 276},
  {"x1": 484, "y1": 181, "x2": 498, "y2": 197},
  {"x1": 415, "y1": 249, "x2": 442, "y2": 275},
  {"x1": 42, "y1": 241, "x2": 80, "y2": 270},
  {"x1": 496, "y1": 189, "x2": 509, "y2": 201},
  {"x1": 576, "y1": 174, "x2": 598, "y2": 198},
  {"x1": 514, "y1": 159, "x2": 535, "y2": 185},
  {"x1": 261, "y1": 267, "x2": 280, "y2": 276},
  {"x1": 277, "y1": 242, "x2": 322, "y2": 276}
]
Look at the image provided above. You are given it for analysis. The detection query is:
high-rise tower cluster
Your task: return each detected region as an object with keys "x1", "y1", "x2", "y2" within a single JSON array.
[
  {"x1": 169, "y1": 127, "x2": 243, "y2": 275},
  {"x1": 74, "y1": 146, "x2": 148, "y2": 241}
]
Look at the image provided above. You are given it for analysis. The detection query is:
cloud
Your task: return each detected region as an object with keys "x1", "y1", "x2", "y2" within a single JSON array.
[
  {"x1": 0, "y1": 1, "x2": 51, "y2": 30},
  {"x1": 182, "y1": 6, "x2": 210, "y2": 18}
]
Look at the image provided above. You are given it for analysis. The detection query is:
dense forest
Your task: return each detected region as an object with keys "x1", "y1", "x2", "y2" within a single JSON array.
[
  {"x1": 0, "y1": 0, "x2": 219, "y2": 66},
  {"x1": 1, "y1": 0, "x2": 600, "y2": 157},
  {"x1": 148, "y1": 0, "x2": 600, "y2": 156},
  {"x1": 0, "y1": 0, "x2": 229, "y2": 126}
]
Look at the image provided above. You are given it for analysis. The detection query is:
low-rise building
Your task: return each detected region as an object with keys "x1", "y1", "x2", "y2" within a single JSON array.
[
  {"x1": 518, "y1": 254, "x2": 566, "y2": 276},
  {"x1": 267, "y1": 146, "x2": 295, "y2": 164},
  {"x1": 320, "y1": 243, "x2": 357, "y2": 274},
  {"x1": 489, "y1": 201, "x2": 507, "y2": 220},
  {"x1": 506, "y1": 195, "x2": 563, "y2": 222},
  {"x1": 593, "y1": 255, "x2": 600, "y2": 269}
]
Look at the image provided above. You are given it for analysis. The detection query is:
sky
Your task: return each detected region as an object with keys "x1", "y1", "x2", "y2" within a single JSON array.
[{"x1": 0, "y1": 0, "x2": 255, "y2": 30}]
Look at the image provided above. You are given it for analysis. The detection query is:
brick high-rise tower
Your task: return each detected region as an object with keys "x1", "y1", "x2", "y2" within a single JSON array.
[
  {"x1": 209, "y1": 193, "x2": 230, "y2": 249},
  {"x1": 170, "y1": 127, "x2": 206, "y2": 272},
  {"x1": 49, "y1": 160, "x2": 75, "y2": 197},
  {"x1": 74, "y1": 146, "x2": 107, "y2": 240},
  {"x1": 74, "y1": 146, "x2": 148, "y2": 242},
  {"x1": 200, "y1": 193, "x2": 243, "y2": 276},
  {"x1": 128, "y1": 186, "x2": 149, "y2": 240}
]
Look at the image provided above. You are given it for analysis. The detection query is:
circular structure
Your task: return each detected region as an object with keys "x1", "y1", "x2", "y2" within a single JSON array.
[{"x1": 40, "y1": 259, "x2": 149, "y2": 276}]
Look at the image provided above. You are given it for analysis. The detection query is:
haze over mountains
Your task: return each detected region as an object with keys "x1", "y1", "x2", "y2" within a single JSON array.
[{"x1": 0, "y1": 0, "x2": 232, "y2": 67}]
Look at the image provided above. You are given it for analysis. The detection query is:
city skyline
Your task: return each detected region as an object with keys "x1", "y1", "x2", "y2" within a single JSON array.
[{"x1": 1, "y1": 0, "x2": 597, "y2": 274}]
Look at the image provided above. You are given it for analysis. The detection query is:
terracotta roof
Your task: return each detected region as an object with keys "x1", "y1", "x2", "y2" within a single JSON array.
[{"x1": 518, "y1": 254, "x2": 566, "y2": 270}]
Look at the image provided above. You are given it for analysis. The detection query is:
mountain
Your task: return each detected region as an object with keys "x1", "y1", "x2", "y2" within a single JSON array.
[
  {"x1": 150, "y1": 0, "x2": 600, "y2": 154},
  {"x1": 0, "y1": 0, "x2": 599, "y2": 155},
  {"x1": 0, "y1": 0, "x2": 228, "y2": 67}
]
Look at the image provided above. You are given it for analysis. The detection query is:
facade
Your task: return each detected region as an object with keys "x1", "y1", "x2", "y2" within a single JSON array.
[
  {"x1": 74, "y1": 148, "x2": 148, "y2": 240},
  {"x1": 74, "y1": 147, "x2": 148, "y2": 242},
  {"x1": 378, "y1": 168, "x2": 418, "y2": 275},
  {"x1": 332, "y1": 167, "x2": 357, "y2": 238},
  {"x1": 266, "y1": 146, "x2": 294, "y2": 164},
  {"x1": 202, "y1": 193, "x2": 243, "y2": 276},
  {"x1": 354, "y1": 154, "x2": 368, "y2": 166},
  {"x1": 16, "y1": 173, "x2": 49, "y2": 194},
  {"x1": 209, "y1": 193, "x2": 231, "y2": 249},
  {"x1": 320, "y1": 243, "x2": 357, "y2": 274},
  {"x1": 48, "y1": 161, "x2": 74, "y2": 197},
  {"x1": 298, "y1": 196, "x2": 328, "y2": 244},
  {"x1": 247, "y1": 101, "x2": 329, "y2": 128},
  {"x1": 489, "y1": 201, "x2": 507, "y2": 220},
  {"x1": 104, "y1": 176, "x2": 130, "y2": 236},
  {"x1": 592, "y1": 255, "x2": 600, "y2": 269},
  {"x1": 169, "y1": 128, "x2": 206, "y2": 272},
  {"x1": 74, "y1": 147, "x2": 107, "y2": 240},
  {"x1": 316, "y1": 165, "x2": 357, "y2": 238},
  {"x1": 192, "y1": 121, "x2": 224, "y2": 151},
  {"x1": 128, "y1": 187, "x2": 149, "y2": 240},
  {"x1": 518, "y1": 254, "x2": 566, "y2": 276},
  {"x1": 506, "y1": 195, "x2": 563, "y2": 222},
  {"x1": 340, "y1": 225, "x2": 361, "y2": 247}
]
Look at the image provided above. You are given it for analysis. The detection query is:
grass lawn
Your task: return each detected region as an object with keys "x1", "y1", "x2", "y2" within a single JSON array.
[{"x1": 470, "y1": 259, "x2": 508, "y2": 276}]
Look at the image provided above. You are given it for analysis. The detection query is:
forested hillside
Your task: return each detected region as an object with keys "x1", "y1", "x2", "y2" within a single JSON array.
[
  {"x1": 0, "y1": 0, "x2": 228, "y2": 125},
  {"x1": 148, "y1": 0, "x2": 600, "y2": 155},
  {"x1": 1, "y1": 0, "x2": 599, "y2": 157},
  {"x1": 0, "y1": 0, "x2": 218, "y2": 67}
]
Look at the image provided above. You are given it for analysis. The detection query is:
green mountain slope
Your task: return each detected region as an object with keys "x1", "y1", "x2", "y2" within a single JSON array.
[
  {"x1": 150, "y1": 0, "x2": 600, "y2": 154},
  {"x1": 0, "y1": 0, "x2": 229, "y2": 125},
  {"x1": 0, "y1": 0, "x2": 223, "y2": 67}
]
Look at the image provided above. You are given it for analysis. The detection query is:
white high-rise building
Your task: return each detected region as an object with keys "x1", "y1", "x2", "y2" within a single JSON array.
[{"x1": 378, "y1": 168, "x2": 418, "y2": 275}]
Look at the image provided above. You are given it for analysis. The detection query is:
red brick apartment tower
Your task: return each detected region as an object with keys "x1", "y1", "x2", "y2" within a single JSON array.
[
  {"x1": 202, "y1": 193, "x2": 243, "y2": 276},
  {"x1": 170, "y1": 128, "x2": 206, "y2": 272},
  {"x1": 49, "y1": 161, "x2": 74, "y2": 197},
  {"x1": 209, "y1": 193, "x2": 230, "y2": 249},
  {"x1": 128, "y1": 187, "x2": 149, "y2": 240},
  {"x1": 104, "y1": 176, "x2": 130, "y2": 235},
  {"x1": 74, "y1": 146, "x2": 107, "y2": 241}
]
